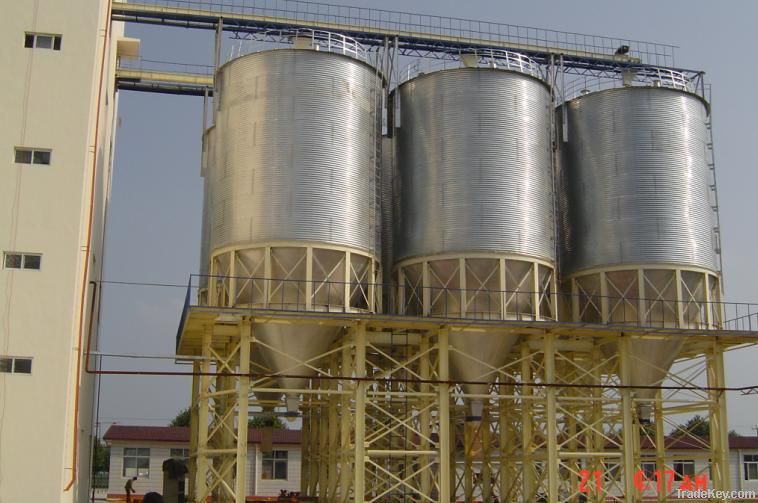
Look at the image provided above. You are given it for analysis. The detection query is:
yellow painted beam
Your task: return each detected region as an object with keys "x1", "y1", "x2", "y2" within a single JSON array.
[{"x1": 116, "y1": 67, "x2": 213, "y2": 86}]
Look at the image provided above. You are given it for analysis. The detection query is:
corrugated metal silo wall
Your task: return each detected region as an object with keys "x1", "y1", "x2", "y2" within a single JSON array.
[
  {"x1": 204, "y1": 49, "x2": 383, "y2": 258},
  {"x1": 558, "y1": 87, "x2": 717, "y2": 275},
  {"x1": 394, "y1": 68, "x2": 555, "y2": 263}
]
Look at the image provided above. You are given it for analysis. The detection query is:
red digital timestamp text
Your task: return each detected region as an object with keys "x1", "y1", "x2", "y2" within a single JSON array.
[{"x1": 578, "y1": 469, "x2": 708, "y2": 494}]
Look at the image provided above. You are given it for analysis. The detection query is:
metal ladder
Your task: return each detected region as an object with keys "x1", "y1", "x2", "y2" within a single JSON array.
[{"x1": 705, "y1": 85, "x2": 724, "y2": 283}]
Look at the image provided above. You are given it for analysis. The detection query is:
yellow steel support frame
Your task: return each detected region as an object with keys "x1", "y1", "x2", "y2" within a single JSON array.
[
  {"x1": 208, "y1": 243, "x2": 381, "y2": 314},
  {"x1": 395, "y1": 253, "x2": 556, "y2": 321},
  {"x1": 182, "y1": 312, "x2": 748, "y2": 502},
  {"x1": 618, "y1": 336, "x2": 637, "y2": 503},
  {"x1": 707, "y1": 342, "x2": 730, "y2": 490},
  {"x1": 190, "y1": 322, "x2": 254, "y2": 503},
  {"x1": 235, "y1": 323, "x2": 251, "y2": 501}
]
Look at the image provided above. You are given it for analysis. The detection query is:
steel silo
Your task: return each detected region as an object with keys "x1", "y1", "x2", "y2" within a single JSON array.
[
  {"x1": 394, "y1": 51, "x2": 556, "y2": 418},
  {"x1": 558, "y1": 79, "x2": 720, "y2": 419},
  {"x1": 202, "y1": 39, "x2": 383, "y2": 413}
]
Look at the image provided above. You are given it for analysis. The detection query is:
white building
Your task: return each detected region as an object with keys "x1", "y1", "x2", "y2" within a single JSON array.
[
  {"x1": 104, "y1": 425, "x2": 758, "y2": 501},
  {"x1": 104, "y1": 425, "x2": 302, "y2": 500},
  {"x1": 0, "y1": 2, "x2": 127, "y2": 501},
  {"x1": 450, "y1": 434, "x2": 758, "y2": 501},
  {"x1": 620, "y1": 435, "x2": 758, "y2": 499}
]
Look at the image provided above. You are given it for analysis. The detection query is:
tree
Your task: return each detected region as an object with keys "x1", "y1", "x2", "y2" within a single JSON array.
[
  {"x1": 249, "y1": 415, "x2": 287, "y2": 429},
  {"x1": 92, "y1": 438, "x2": 110, "y2": 473},
  {"x1": 170, "y1": 407, "x2": 191, "y2": 427},
  {"x1": 673, "y1": 415, "x2": 710, "y2": 438},
  {"x1": 170, "y1": 407, "x2": 287, "y2": 429}
]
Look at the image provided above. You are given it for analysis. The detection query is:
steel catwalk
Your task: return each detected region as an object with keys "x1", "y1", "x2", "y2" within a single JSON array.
[
  {"x1": 395, "y1": 68, "x2": 555, "y2": 263},
  {"x1": 559, "y1": 86, "x2": 717, "y2": 274}
]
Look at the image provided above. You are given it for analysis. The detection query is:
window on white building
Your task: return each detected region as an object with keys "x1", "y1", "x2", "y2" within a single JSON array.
[
  {"x1": 170, "y1": 448, "x2": 190, "y2": 460},
  {"x1": 745, "y1": 454, "x2": 758, "y2": 480},
  {"x1": 262, "y1": 450, "x2": 288, "y2": 480},
  {"x1": 0, "y1": 356, "x2": 32, "y2": 374},
  {"x1": 123, "y1": 448, "x2": 150, "y2": 478},
  {"x1": 673, "y1": 460, "x2": 695, "y2": 481},
  {"x1": 24, "y1": 33, "x2": 62, "y2": 50},
  {"x1": 640, "y1": 461, "x2": 657, "y2": 479},
  {"x1": 14, "y1": 147, "x2": 52, "y2": 165},
  {"x1": 4, "y1": 252, "x2": 42, "y2": 270}
]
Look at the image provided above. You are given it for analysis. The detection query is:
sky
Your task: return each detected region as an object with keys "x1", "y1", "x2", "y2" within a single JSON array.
[{"x1": 97, "y1": 0, "x2": 758, "y2": 436}]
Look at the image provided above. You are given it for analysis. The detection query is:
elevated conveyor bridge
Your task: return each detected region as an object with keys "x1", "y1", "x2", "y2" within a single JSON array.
[{"x1": 111, "y1": 0, "x2": 705, "y2": 96}]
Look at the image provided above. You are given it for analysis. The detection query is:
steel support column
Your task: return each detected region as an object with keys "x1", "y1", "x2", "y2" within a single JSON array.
[
  {"x1": 188, "y1": 361, "x2": 200, "y2": 501},
  {"x1": 544, "y1": 334, "x2": 559, "y2": 503},
  {"x1": 438, "y1": 328, "x2": 451, "y2": 503},
  {"x1": 354, "y1": 323, "x2": 367, "y2": 501},
  {"x1": 708, "y1": 341, "x2": 731, "y2": 491},
  {"x1": 419, "y1": 334, "x2": 433, "y2": 497},
  {"x1": 235, "y1": 323, "x2": 251, "y2": 502},
  {"x1": 339, "y1": 340, "x2": 354, "y2": 502},
  {"x1": 521, "y1": 343, "x2": 535, "y2": 500},
  {"x1": 654, "y1": 390, "x2": 666, "y2": 503},
  {"x1": 618, "y1": 336, "x2": 636, "y2": 503},
  {"x1": 194, "y1": 327, "x2": 212, "y2": 502}
]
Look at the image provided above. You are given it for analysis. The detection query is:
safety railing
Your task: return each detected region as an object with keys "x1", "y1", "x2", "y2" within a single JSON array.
[
  {"x1": 227, "y1": 28, "x2": 368, "y2": 63},
  {"x1": 180, "y1": 274, "x2": 758, "y2": 333},
  {"x1": 116, "y1": 57, "x2": 215, "y2": 76},
  {"x1": 114, "y1": 0, "x2": 679, "y2": 67},
  {"x1": 563, "y1": 66, "x2": 695, "y2": 102},
  {"x1": 401, "y1": 49, "x2": 541, "y2": 83},
  {"x1": 91, "y1": 472, "x2": 109, "y2": 489}
]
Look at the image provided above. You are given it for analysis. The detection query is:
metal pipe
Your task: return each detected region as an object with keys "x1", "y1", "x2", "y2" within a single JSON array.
[{"x1": 65, "y1": 0, "x2": 112, "y2": 487}]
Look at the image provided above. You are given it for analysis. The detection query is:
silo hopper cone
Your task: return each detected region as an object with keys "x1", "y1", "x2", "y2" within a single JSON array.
[
  {"x1": 254, "y1": 323, "x2": 342, "y2": 416},
  {"x1": 604, "y1": 338, "x2": 684, "y2": 421},
  {"x1": 449, "y1": 330, "x2": 519, "y2": 420}
]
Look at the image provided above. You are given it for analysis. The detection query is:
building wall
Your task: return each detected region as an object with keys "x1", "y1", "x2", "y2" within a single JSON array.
[
  {"x1": 108, "y1": 441, "x2": 187, "y2": 496},
  {"x1": 107, "y1": 440, "x2": 303, "y2": 497},
  {"x1": 734, "y1": 449, "x2": 758, "y2": 493},
  {"x1": 251, "y1": 445, "x2": 302, "y2": 496},
  {"x1": 0, "y1": 2, "x2": 122, "y2": 502}
]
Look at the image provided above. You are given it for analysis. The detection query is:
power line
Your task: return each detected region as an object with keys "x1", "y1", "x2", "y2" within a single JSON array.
[{"x1": 85, "y1": 365, "x2": 758, "y2": 393}]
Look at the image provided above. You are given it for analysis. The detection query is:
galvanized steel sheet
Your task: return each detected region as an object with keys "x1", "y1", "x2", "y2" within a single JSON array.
[
  {"x1": 394, "y1": 68, "x2": 555, "y2": 263},
  {"x1": 559, "y1": 87, "x2": 717, "y2": 273},
  {"x1": 204, "y1": 49, "x2": 382, "y2": 257}
]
